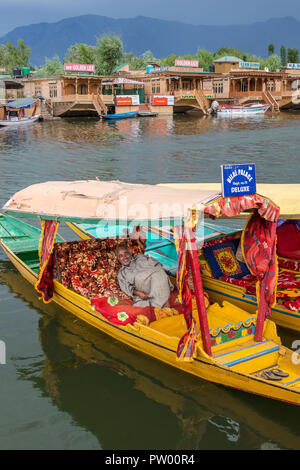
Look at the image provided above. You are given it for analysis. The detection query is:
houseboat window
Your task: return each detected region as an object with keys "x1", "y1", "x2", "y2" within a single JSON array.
[
  {"x1": 79, "y1": 85, "x2": 87, "y2": 95},
  {"x1": 35, "y1": 85, "x2": 42, "y2": 97},
  {"x1": 49, "y1": 85, "x2": 57, "y2": 98}
]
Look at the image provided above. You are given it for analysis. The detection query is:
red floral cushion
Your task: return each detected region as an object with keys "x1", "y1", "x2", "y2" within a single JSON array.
[{"x1": 55, "y1": 237, "x2": 145, "y2": 300}]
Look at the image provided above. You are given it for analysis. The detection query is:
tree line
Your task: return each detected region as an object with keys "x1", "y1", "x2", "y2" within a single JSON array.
[
  {"x1": 268, "y1": 43, "x2": 299, "y2": 65},
  {"x1": 0, "y1": 35, "x2": 299, "y2": 76}
]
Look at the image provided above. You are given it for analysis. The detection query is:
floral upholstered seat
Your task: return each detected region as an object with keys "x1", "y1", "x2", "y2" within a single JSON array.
[{"x1": 55, "y1": 237, "x2": 143, "y2": 300}]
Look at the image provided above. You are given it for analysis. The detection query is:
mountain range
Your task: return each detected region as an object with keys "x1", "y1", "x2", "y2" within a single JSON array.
[{"x1": 1, "y1": 15, "x2": 300, "y2": 66}]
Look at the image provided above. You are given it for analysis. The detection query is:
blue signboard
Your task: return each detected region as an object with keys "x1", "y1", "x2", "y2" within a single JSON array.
[
  {"x1": 148, "y1": 66, "x2": 169, "y2": 74},
  {"x1": 240, "y1": 62, "x2": 260, "y2": 69},
  {"x1": 221, "y1": 164, "x2": 256, "y2": 198}
]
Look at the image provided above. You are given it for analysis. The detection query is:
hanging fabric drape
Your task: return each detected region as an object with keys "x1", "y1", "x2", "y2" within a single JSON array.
[
  {"x1": 35, "y1": 219, "x2": 60, "y2": 303},
  {"x1": 175, "y1": 227, "x2": 198, "y2": 361},
  {"x1": 204, "y1": 194, "x2": 280, "y2": 342}
]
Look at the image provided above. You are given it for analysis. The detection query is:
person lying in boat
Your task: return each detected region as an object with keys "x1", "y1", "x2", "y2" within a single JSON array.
[{"x1": 116, "y1": 243, "x2": 173, "y2": 308}]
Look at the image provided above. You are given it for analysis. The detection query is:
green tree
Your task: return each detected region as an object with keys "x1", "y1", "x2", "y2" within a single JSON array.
[
  {"x1": 215, "y1": 46, "x2": 245, "y2": 59},
  {"x1": 195, "y1": 48, "x2": 215, "y2": 71},
  {"x1": 280, "y1": 45, "x2": 287, "y2": 67},
  {"x1": 3, "y1": 39, "x2": 31, "y2": 72},
  {"x1": 159, "y1": 53, "x2": 178, "y2": 66},
  {"x1": 259, "y1": 54, "x2": 281, "y2": 72},
  {"x1": 95, "y1": 34, "x2": 123, "y2": 75},
  {"x1": 141, "y1": 50, "x2": 156, "y2": 64},
  {"x1": 17, "y1": 39, "x2": 31, "y2": 67},
  {"x1": 35, "y1": 56, "x2": 64, "y2": 77},
  {"x1": 64, "y1": 43, "x2": 96, "y2": 64},
  {"x1": 0, "y1": 45, "x2": 6, "y2": 67},
  {"x1": 287, "y1": 47, "x2": 299, "y2": 63},
  {"x1": 268, "y1": 44, "x2": 275, "y2": 56}
]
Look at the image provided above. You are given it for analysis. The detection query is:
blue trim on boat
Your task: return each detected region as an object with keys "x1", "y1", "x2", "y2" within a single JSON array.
[
  {"x1": 283, "y1": 377, "x2": 300, "y2": 386},
  {"x1": 223, "y1": 346, "x2": 280, "y2": 367},
  {"x1": 214, "y1": 341, "x2": 269, "y2": 358}
]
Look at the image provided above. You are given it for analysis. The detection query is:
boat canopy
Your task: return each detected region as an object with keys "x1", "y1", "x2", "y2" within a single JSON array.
[
  {"x1": 159, "y1": 183, "x2": 300, "y2": 219},
  {"x1": 2, "y1": 180, "x2": 221, "y2": 226},
  {"x1": 5, "y1": 97, "x2": 37, "y2": 109}
]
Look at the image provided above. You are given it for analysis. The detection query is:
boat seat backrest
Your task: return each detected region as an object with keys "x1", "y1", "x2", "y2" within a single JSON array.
[
  {"x1": 54, "y1": 237, "x2": 144, "y2": 300},
  {"x1": 200, "y1": 233, "x2": 250, "y2": 280}
]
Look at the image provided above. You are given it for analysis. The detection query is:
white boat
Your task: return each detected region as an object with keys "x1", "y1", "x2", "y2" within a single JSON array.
[
  {"x1": 0, "y1": 97, "x2": 40, "y2": 127},
  {"x1": 217, "y1": 103, "x2": 270, "y2": 116},
  {"x1": 0, "y1": 115, "x2": 40, "y2": 127}
]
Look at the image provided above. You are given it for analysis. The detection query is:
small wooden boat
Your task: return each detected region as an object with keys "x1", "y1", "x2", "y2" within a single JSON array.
[
  {"x1": 0, "y1": 97, "x2": 40, "y2": 126},
  {"x1": 1, "y1": 180, "x2": 300, "y2": 405},
  {"x1": 138, "y1": 112, "x2": 158, "y2": 117},
  {"x1": 217, "y1": 103, "x2": 269, "y2": 116},
  {"x1": 101, "y1": 111, "x2": 138, "y2": 120},
  {"x1": 0, "y1": 115, "x2": 40, "y2": 127}
]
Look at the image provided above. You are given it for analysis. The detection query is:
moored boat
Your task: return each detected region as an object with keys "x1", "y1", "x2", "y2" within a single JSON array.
[
  {"x1": 70, "y1": 183, "x2": 300, "y2": 334},
  {"x1": 101, "y1": 111, "x2": 138, "y2": 120},
  {"x1": 0, "y1": 97, "x2": 40, "y2": 126},
  {"x1": 1, "y1": 180, "x2": 300, "y2": 405},
  {"x1": 217, "y1": 103, "x2": 270, "y2": 115},
  {"x1": 138, "y1": 112, "x2": 158, "y2": 117}
]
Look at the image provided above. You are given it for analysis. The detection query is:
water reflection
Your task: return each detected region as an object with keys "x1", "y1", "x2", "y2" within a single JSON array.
[{"x1": 1, "y1": 267, "x2": 300, "y2": 450}]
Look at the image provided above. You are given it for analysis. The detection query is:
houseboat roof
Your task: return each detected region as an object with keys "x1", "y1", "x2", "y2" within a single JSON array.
[
  {"x1": 1, "y1": 97, "x2": 36, "y2": 109},
  {"x1": 214, "y1": 56, "x2": 242, "y2": 63}
]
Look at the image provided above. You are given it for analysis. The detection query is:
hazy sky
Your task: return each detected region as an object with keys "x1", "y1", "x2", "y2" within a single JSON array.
[{"x1": 0, "y1": 0, "x2": 300, "y2": 35}]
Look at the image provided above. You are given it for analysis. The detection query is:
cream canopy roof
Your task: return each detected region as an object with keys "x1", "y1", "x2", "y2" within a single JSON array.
[
  {"x1": 3, "y1": 180, "x2": 221, "y2": 224},
  {"x1": 159, "y1": 183, "x2": 300, "y2": 219}
]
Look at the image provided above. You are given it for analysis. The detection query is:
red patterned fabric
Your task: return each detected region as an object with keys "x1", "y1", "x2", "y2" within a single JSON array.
[
  {"x1": 35, "y1": 220, "x2": 59, "y2": 303},
  {"x1": 205, "y1": 195, "x2": 279, "y2": 324},
  {"x1": 204, "y1": 194, "x2": 279, "y2": 223},
  {"x1": 220, "y1": 269, "x2": 300, "y2": 313},
  {"x1": 277, "y1": 221, "x2": 300, "y2": 260},
  {"x1": 55, "y1": 237, "x2": 144, "y2": 300},
  {"x1": 176, "y1": 230, "x2": 198, "y2": 361},
  {"x1": 278, "y1": 257, "x2": 300, "y2": 272},
  {"x1": 243, "y1": 210, "x2": 278, "y2": 317},
  {"x1": 91, "y1": 290, "x2": 183, "y2": 326}
]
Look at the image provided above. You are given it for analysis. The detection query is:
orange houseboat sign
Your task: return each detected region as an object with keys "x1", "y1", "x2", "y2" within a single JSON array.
[
  {"x1": 116, "y1": 95, "x2": 140, "y2": 106},
  {"x1": 152, "y1": 95, "x2": 175, "y2": 106}
]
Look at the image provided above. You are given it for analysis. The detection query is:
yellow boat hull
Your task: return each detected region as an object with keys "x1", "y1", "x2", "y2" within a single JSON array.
[{"x1": 2, "y1": 240, "x2": 300, "y2": 406}]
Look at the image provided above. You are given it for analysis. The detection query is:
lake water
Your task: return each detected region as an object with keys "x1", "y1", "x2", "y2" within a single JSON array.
[{"x1": 0, "y1": 111, "x2": 300, "y2": 450}]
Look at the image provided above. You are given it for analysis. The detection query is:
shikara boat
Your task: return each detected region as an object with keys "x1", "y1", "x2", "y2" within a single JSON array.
[
  {"x1": 70, "y1": 183, "x2": 300, "y2": 333},
  {"x1": 0, "y1": 97, "x2": 40, "y2": 126},
  {"x1": 217, "y1": 103, "x2": 270, "y2": 116},
  {"x1": 101, "y1": 111, "x2": 138, "y2": 120},
  {"x1": 148, "y1": 183, "x2": 300, "y2": 334},
  {"x1": 1, "y1": 180, "x2": 300, "y2": 405}
]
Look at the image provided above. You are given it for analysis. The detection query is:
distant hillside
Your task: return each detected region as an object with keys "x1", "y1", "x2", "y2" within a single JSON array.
[{"x1": 1, "y1": 15, "x2": 300, "y2": 66}]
